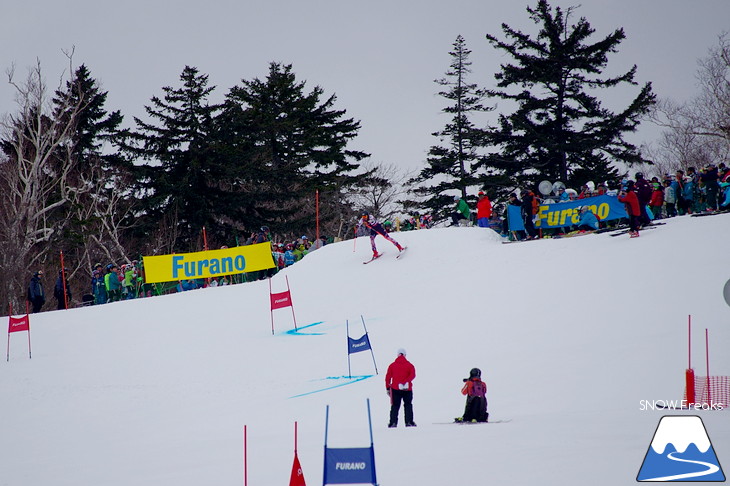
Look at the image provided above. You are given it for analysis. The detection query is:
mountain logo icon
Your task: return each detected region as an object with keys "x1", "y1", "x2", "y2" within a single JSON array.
[{"x1": 637, "y1": 415, "x2": 726, "y2": 482}]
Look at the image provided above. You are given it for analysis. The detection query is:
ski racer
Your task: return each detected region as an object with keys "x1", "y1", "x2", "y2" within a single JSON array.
[{"x1": 358, "y1": 211, "x2": 404, "y2": 259}]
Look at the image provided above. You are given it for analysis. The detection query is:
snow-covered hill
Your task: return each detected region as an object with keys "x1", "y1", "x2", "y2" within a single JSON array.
[{"x1": 2, "y1": 214, "x2": 730, "y2": 486}]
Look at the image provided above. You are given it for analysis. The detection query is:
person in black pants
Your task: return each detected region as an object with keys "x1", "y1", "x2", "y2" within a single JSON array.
[{"x1": 385, "y1": 348, "x2": 416, "y2": 427}]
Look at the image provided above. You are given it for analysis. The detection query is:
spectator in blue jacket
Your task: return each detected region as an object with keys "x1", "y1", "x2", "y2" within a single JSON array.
[
  {"x1": 576, "y1": 206, "x2": 599, "y2": 231},
  {"x1": 105, "y1": 264, "x2": 122, "y2": 302},
  {"x1": 91, "y1": 264, "x2": 107, "y2": 304}
]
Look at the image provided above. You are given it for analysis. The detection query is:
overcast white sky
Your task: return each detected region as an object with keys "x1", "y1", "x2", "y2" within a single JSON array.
[{"x1": 2, "y1": 0, "x2": 729, "y2": 174}]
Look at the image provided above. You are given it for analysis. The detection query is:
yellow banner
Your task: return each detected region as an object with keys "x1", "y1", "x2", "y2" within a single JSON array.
[{"x1": 143, "y1": 243, "x2": 275, "y2": 284}]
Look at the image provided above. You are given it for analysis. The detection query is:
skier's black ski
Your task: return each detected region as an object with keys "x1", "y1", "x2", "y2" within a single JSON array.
[
  {"x1": 434, "y1": 419, "x2": 512, "y2": 425},
  {"x1": 608, "y1": 222, "x2": 664, "y2": 236},
  {"x1": 396, "y1": 247, "x2": 408, "y2": 259},
  {"x1": 363, "y1": 252, "x2": 384, "y2": 264},
  {"x1": 691, "y1": 210, "x2": 729, "y2": 217}
]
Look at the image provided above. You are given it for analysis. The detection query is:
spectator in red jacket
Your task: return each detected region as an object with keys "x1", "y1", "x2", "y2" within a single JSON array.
[
  {"x1": 649, "y1": 183, "x2": 664, "y2": 220},
  {"x1": 618, "y1": 181, "x2": 641, "y2": 237},
  {"x1": 385, "y1": 348, "x2": 416, "y2": 428},
  {"x1": 476, "y1": 191, "x2": 493, "y2": 228}
]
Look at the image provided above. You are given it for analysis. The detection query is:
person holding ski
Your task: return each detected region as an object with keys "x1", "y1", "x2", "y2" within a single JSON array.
[
  {"x1": 455, "y1": 367, "x2": 488, "y2": 423},
  {"x1": 358, "y1": 211, "x2": 404, "y2": 260},
  {"x1": 385, "y1": 348, "x2": 416, "y2": 428}
]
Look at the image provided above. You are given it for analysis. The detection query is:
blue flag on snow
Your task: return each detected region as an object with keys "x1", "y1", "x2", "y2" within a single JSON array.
[{"x1": 348, "y1": 334, "x2": 371, "y2": 354}]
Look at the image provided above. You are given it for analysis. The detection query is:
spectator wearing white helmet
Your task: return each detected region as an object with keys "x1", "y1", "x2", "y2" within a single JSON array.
[{"x1": 385, "y1": 348, "x2": 416, "y2": 428}]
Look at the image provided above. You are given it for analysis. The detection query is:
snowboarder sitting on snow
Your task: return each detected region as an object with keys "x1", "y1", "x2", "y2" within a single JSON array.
[
  {"x1": 455, "y1": 368, "x2": 488, "y2": 423},
  {"x1": 358, "y1": 211, "x2": 404, "y2": 259}
]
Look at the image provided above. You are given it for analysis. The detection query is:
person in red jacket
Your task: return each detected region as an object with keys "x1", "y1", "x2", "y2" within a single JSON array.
[
  {"x1": 476, "y1": 191, "x2": 493, "y2": 228},
  {"x1": 618, "y1": 180, "x2": 641, "y2": 237},
  {"x1": 649, "y1": 183, "x2": 664, "y2": 220},
  {"x1": 385, "y1": 348, "x2": 416, "y2": 428}
]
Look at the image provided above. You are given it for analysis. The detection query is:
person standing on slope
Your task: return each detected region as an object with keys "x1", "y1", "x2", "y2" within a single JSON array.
[
  {"x1": 476, "y1": 191, "x2": 493, "y2": 228},
  {"x1": 358, "y1": 211, "x2": 404, "y2": 259},
  {"x1": 27, "y1": 270, "x2": 45, "y2": 313},
  {"x1": 385, "y1": 348, "x2": 416, "y2": 428},
  {"x1": 618, "y1": 181, "x2": 641, "y2": 238}
]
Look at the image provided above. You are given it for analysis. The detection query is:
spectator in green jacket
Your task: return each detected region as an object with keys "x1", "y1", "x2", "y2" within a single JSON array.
[{"x1": 451, "y1": 195, "x2": 471, "y2": 226}]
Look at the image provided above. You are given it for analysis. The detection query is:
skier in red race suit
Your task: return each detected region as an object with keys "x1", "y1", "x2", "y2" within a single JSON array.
[
  {"x1": 358, "y1": 211, "x2": 404, "y2": 259},
  {"x1": 385, "y1": 348, "x2": 416, "y2": 427}
]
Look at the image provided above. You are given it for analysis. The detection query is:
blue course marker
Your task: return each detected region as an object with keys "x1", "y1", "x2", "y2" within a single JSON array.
[
  {"x1": 281, "y1": 321, "x2": 326, "y2": 336},
  {"x1": 290, "y1": 375, "x2": 374, "y2": 398}
]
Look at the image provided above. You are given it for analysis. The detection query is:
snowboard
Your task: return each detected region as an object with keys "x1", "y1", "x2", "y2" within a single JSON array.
[{"x1": 434, "y1": 419, "x2": 512, "y2": 425}]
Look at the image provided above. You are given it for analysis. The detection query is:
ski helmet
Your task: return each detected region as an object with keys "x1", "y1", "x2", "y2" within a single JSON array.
[{"x1": 469, "y1": 368, "x2": 481, "y2": 379}]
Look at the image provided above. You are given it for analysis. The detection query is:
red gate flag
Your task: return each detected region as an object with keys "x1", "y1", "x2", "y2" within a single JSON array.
[
  {"x1": 271, "y1": 290, "x2": 292, "y2": 310},
  {"x1": 289, "y1": 452, "x2": 306, "y2": 486},
  {"x1": 8, "y1": 315, "x2": 30, "y2": 333},
  {"x1": 269, "y1": 275, "x2": 298, "y2": 334},
  {"x1": 7, "y1": 308, "x2": 31, "y2": 361}
]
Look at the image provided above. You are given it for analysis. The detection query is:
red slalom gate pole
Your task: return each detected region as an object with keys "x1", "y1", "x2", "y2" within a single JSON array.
[
  {"x1": 243, "y1": 425, "x2": 247, "y2": 486},
  {"x1": 315, "y1": 190, "x2": 320, "y2": 242},
  {"x1": 706, "y1": 328, "x2": 711, "y2": 405},
  {"x1": 685, "y1": 315, "x2": 695, "y2": 405}
]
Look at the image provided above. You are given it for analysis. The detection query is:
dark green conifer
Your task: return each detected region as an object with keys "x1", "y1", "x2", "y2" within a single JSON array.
[
  {"x1": 481, "y1": 0, "x2": 656, "y2": 193},
  {"x1": 410, "y1": 36, "x2": 492, "y2": 221}
]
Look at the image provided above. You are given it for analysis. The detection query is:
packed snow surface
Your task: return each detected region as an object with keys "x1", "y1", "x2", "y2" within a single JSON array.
[{"x1": 2, "y1": 214, "x2": 730, "y2": 485}]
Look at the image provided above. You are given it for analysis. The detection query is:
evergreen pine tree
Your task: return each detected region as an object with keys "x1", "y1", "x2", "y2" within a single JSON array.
[
  {"x1": 410, "y1": 36, "x2": 492, "y2": 221},
  {"x1": 221, "y1": 62, "x2": 366, "y2": 236},
  {"x1": 481, "y1": 0, "x2": 656, "y2": 193},
  {"x1": 127, "y1": 66, "x2": 225, "y2": 251},
  {"x1": 52, "y1": 64, "x2": 134, "y2": 265}
]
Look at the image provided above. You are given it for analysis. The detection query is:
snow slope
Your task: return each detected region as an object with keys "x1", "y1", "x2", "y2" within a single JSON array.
[{"x1": 2, "y1": 214, "x2": 730, "y2": 486}]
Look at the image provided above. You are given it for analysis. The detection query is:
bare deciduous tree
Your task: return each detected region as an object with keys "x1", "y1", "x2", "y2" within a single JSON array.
[
  {"x1": 0, "y1": 59, "x2": 87, "y2": 309},
  {"x1": 648, "y1": 33, "x2": 730, "y2": 176},
  {"x1": 348, "y1": 160, "x2": 414, "y2": 221}
]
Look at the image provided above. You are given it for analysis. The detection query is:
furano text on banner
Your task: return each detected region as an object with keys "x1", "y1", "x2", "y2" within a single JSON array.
[{"x1": 143, "y1": 243, "x2": 275, "y2": 283}]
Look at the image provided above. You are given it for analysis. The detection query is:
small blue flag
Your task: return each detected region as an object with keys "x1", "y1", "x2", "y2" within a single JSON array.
[{"x1": 348, "y1": 334, "x2": 371, "y2": 354}]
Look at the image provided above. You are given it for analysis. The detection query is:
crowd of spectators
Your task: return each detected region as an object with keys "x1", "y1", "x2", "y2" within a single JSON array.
[{"x1": 27, "y1": 229, "x2": 333, "y2": 312}]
